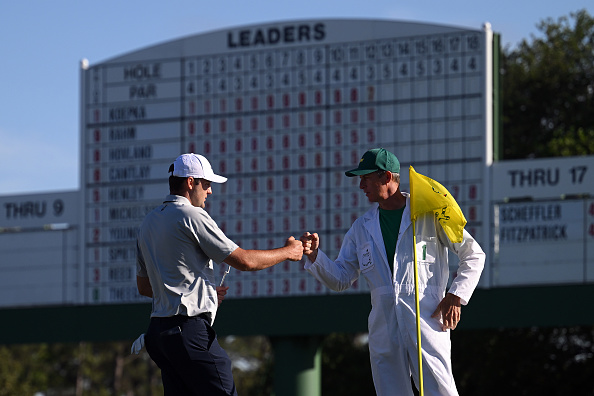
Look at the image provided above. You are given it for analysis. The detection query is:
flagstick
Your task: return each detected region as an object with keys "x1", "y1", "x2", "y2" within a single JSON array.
[{"x1": 412, "y1": 219, "x2": 424, "y2": 396}]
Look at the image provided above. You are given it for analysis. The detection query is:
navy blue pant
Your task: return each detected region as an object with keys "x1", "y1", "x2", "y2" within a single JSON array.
[{"x1": 145, "y1": 314, "x2": 237, "y2": 396}]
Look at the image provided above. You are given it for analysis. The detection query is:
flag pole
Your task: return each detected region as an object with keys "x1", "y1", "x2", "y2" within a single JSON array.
[{"x1": 412, "y1": 219, "x2": 424, "y2": 396}]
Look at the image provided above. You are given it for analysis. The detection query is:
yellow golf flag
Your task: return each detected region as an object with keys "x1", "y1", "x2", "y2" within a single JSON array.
[{"x1": 409, "y1": 166, "x2": 467, "y2": 243}]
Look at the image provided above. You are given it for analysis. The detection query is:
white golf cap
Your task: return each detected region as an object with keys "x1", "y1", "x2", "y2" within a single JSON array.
[{"x1": 170, "y1": 153, "x2": 227, "y2": 183}]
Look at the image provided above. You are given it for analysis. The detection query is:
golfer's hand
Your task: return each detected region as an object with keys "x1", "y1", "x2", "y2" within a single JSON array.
[
  {"x1": 216, "y1": 286, "x2": 229, "y2": 306},
  {"x1": 431, "y1": 293, "x2": 461, "y2": 331},
  {"x1": 285, "y1": 236, "x2": 304, "y2": 261},
  {"x1": 131, "y1": 334, "x2": 145, "y2": 355}
]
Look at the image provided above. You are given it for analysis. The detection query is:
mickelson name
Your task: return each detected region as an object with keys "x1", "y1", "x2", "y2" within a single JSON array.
[{"x1": 227, "y1": 23, "x2": 326, "y2": 48}]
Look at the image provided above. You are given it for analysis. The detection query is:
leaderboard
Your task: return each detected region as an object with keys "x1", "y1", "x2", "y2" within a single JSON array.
[
  {"x1": 490, "y1": 157, "x2": 594, "y2": 287},
  {"x1": 81, "y1": 20, "x2": 494, "y2": 304}
]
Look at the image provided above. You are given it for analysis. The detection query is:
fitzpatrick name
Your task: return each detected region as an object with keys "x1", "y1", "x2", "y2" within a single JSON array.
[{"x1": 227, "y1": 23, "x2": 326, "y2": 48}]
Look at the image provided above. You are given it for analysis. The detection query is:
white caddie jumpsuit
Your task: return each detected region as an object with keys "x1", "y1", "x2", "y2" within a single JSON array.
[{"x1": 305, "y1": 193, "x2": 485, "y2": 396}]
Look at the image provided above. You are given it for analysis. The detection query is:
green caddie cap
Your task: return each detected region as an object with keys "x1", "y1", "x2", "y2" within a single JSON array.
[{"x1": 345, "y1": 148, "x2": 400, "y2": 177}]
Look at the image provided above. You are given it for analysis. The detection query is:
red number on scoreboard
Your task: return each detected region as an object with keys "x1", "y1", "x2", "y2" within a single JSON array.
[
  {"x1": 299, "y1": 279, "x2": 306, "y2": 292},
  {"x1": 350, "y1": 88, "x2": 358, "y2": 102},
  {"x1": 469, "y1": 206, "x2": 477, "y2": 221},
  {"x1": 315, "y1": 195, "x2": 322, "y2": 209},
  {"x1": 334, "y1": 89, "x2": 341, "y2": 103},
  {"x1": 299, "y1": 92, "x2": 306, "y2": 106},
  {"x1": 298, "y1": 175, "x2": 306, "y2": 189},
  {"x1": 298, "y1": 133, "x2": 306, "y2": 147},
  {"x1": 469, "y1": 185, "x2": 477, "y2": 200}
]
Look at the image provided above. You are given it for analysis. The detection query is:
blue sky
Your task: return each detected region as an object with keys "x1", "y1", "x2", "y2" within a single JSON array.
[{"x1": 0, "y1": 0, "x2": 590, "y2": 196}]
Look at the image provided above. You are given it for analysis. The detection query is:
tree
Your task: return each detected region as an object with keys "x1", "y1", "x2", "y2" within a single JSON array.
[
  {"x1": 220, "y1": 335, "x2": 274, "y2": 396},
  {"x1": 502, "y1": 9, "x2": 594, "y2": 159},
  {"x1": 452, "y1": 326, "x2": 594, "y2": 395},
  {"x1": 0, "y1": 341, "x2": 163, "y2": 396},
  {"x1": 320, "y1": 333, "x2": 375, "y2": 396}
]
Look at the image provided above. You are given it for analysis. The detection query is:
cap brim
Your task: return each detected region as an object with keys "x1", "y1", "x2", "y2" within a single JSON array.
[
  {"x1": 345, "y1": 168, "x2": 377, "y2": 177},
  {"x1": 203, "y1": 174, "x2": 227, "y2": 183}
]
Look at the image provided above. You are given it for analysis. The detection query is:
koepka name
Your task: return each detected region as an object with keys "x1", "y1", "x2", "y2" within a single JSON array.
[{"x1": 227, "y1": 23, "x2": 326, "y2": 48}]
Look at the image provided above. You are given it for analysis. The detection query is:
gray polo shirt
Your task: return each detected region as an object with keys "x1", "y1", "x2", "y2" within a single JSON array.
[{"x1": 136, "y1": 195, "x2": 238, "y2": 323}]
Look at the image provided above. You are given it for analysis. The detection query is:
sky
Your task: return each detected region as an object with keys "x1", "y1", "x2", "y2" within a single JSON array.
[{"x1": 0, "y1": 0, "x2": 591, "y2": 197}]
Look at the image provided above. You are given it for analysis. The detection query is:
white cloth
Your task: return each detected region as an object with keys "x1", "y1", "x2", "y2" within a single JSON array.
[
  {"x1": 305, "y1": 193, "x2": 485, "y2": 395},
  {"x1": 131, "y1": 334, "x2": 145, "y2": 355}
]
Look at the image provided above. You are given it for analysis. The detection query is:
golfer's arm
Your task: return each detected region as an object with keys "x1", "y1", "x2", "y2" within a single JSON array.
[
  {"x1": 136, "y1": 275, "x2": 153, "y2": 298},
  {"x1": 224, "y1": 247, "x2": 291, "y2": 271}
]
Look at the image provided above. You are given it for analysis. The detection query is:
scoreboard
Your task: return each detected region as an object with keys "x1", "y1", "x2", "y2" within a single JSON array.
[
  {"x1": 0, "y1": 192, "x2": 79, "y2": 308},
  {"x1": 81, "y1": 19, "x2": 495, "y2": 303},
  {"x1": 491, "y1": 156, "x2": 594, "y2": 287}
]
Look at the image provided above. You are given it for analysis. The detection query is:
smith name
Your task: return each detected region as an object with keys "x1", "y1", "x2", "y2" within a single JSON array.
[{"x1": 227, "y1": 23, "x2": 326, "y2": 48}]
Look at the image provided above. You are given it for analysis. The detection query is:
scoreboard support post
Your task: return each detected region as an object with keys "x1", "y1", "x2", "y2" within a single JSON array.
[{"x1": 270, "y1": 336, "x2": 322, "y2": 396}]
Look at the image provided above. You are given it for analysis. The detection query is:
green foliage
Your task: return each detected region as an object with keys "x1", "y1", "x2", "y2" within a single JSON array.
[
  {"x1": 320, "y1": 333, "x2": 375, "y2": 396},
  {"x1": 0, "y1": 341, "x2": 161, "y2": 396},
  {"x1": 548, "y1": 126, "x2": 594, "y2": 156},
  {"x1": 0, "y1": 344, "x2": 45, "y2": 396},
  {"x1": 452, "y1": 326, "x2": 594, "y2": 395},
  {"x1": 220, "y1": 335, "x2": 274, "y2": 396},
  {"x1": 502, "y1": 9, "x2": 594, "y2": 159},
  {"x1": 2, "y1": 327, "x2": 593, "y2": 395}
]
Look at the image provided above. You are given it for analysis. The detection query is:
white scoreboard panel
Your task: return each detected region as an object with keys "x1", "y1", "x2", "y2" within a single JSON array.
[
  {"x1": 490, "y1": 156, "x2": 594, "y2": 287},
  {"x1": 81, "y1": 19, "x2": 494, "y2": 304},
  {"x1": 0, "y1": 191, "x2": 80, "y2": 307},
  {"x1": 492, "y1": 199, "x2": 594, "y2": 286}
]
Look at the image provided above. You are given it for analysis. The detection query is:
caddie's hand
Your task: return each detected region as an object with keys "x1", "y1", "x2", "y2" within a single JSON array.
[
  {"x1": 431, "y1": 293, "x2": 461, "y2": 331},
  {"x1": 216, "y1": 286, "x2": 229, "y2": 306},
  {"x1": 285, "y1": 236, "x2": 304, "y2": 261},
  {"x1": 300, "y1": 232, "x2": 319, "y2": 262}
]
